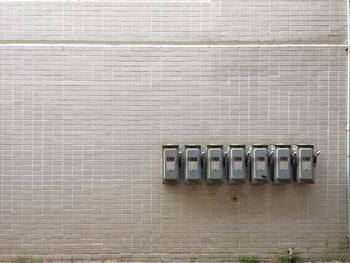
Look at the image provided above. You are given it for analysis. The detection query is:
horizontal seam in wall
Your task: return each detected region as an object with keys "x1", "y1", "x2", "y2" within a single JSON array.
[{"x1": 0, "y1": 40, "x2": 348, "y2": 47}]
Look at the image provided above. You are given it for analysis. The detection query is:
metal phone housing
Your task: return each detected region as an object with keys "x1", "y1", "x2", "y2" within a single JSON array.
[
  {"x1": 162, "y1": 145, "x2": 180, "y2": 184},
  {"x1": 184, "y1": 145, "x2": 202, "y2": 184},
  {"x1": 206, "y1": 145, "x2": 224, "y2": 184},
  {"x1": 249, "y1": 144, "x2": 270, "y2": 184},
  {"x1": 227, "y1": 144, "x2": 247, "y2": 183}
]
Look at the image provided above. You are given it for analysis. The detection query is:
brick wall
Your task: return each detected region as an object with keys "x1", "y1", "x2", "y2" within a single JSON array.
[{"x1": 0, "y1": 1, "x2": 349, "y2": 262}]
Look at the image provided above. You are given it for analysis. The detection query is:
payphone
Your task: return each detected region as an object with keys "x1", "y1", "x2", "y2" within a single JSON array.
[
  {"x1": 206, "y1": 145, "x2": 224, "y2": 184},
  {"x1": 162, "y1": 145, "x2": 180, "y2": 183},
  {"x1": 248, "y1": 144, "x2": 270, "y2": 183},
  {"x1": 184, "y1": 145, "x2": 202, "y2": 183},
  {"x1": 227, "y1": 145, "x2": 247, "y2": 183},
  {"x1": 292, "y1": 144, "x2": 320, "y2": 183},
  {"x1": 270, "y1": 144, "x2": 292, "y2": 183}
]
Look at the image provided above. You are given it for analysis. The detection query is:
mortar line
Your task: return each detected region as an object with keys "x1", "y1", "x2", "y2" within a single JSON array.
[{"x1": 0, "y1": 41, "x2": 347, "y2": 48}]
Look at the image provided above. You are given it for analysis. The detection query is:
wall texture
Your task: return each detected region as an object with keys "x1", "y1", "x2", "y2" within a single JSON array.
[{"x1": 0, "y1": 0, "x2": 349, "y2": 262}]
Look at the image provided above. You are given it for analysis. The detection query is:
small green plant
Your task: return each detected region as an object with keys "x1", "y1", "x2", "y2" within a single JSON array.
[
  {"x1": 239, "y1": 255, "x2": 259, "y2": 263},
  {"x1": 277, "y1": 256, "x2": 291, "y2": 263},
  {"x1": 277, "y1": 255, "x2": 290, "y2": 263},
  {"x1": 15, "y1": 255, "x2": 31, "y2": 263},
  {"x1": 34, "y1": 257, "x2": 43, "y2": 263},
  {"x1": 277, "y1": 255, "x2": 302, "y2": 263}
]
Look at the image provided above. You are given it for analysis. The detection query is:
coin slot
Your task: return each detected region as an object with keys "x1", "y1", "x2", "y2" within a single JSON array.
[
  {"x1": 211, "y1": 157, "x2": 220, "y2": 171},
  {"x1": 188, "y1": 157, "x2": 198, "y2": 171},
  {"x1": 233, "y1": 156, "x2": 242, "y2": 170},
  {"x1": 302, "y1": 156, "x2": 311, "y2": 171},
  {"x1": 256, "y1": 156, "x2": 266, "y2": 171}
]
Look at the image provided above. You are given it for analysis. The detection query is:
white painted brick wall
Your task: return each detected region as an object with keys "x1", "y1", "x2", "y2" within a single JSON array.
[
  {"x1": 0, "y1": 0, "x2": 349, "y2": 262},
  {"x1": 0, "y1": 1, "x2": 347, "y2": 42}
]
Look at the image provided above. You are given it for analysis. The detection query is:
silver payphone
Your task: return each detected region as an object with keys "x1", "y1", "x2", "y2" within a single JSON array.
[
  {"x1": 162, "y1": 145, "x2": 180, "y2": 183},
  {"x1": 184, "y1": 145, "x2": 202, "y2": 183},
  {"x1": 227, "y1": 145, "x2": 247, "y2": 183},
  {"x1": 270, "y1": 144, "x2": 292, "y2": 183},
  {"x1": 206, "y1": 145, "x2": 224, "y2": 184},
  {"x1": 292, "y1": 144, "x2": 320, "y2": 183},
  {"x1": 248, "y1": 144, "x2": 270, "y2": 183}
]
